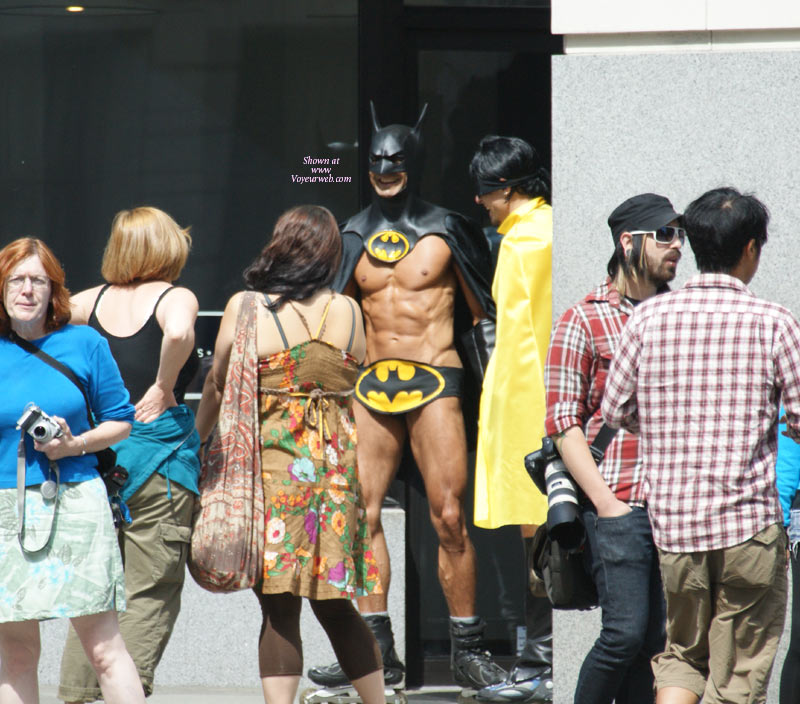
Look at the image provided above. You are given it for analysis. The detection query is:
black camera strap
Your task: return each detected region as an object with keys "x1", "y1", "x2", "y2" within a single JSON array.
[
  {"x1": 9, "y1": 331, "x2": 97, "y2": 429},
  {"x1": 589, "y1": 423, "x2": 618, "y2": 464},
  {"x1": 10, "y1": 332, "x2": 70, "y2": 553},
  {"x1": 11, "y1": 331, "x2": 130, "y2": 530}
]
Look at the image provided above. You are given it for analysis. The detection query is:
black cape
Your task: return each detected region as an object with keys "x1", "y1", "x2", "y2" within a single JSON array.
[
  {"x1": 332, "y1": 196, "x2": 496, "y2": 330},
  {"x1": 332, "y1": 194, "x2": 495, "y2": 449}
]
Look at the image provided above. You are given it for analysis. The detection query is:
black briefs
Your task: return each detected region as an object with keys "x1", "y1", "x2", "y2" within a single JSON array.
[{"x1": 354, "y1": 358, "x2": 463, "y2": 415}]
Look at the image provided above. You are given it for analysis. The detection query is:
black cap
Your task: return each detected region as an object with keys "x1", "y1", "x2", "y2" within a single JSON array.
[{"x1": 607, "y1": 193, "x2": 681, "y2": 245}]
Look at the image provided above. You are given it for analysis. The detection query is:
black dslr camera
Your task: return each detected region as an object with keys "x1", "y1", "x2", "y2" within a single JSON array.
[
  {"x1": 525, "y1": 437, "x2": 585, "y2": 550},
  {"x1": 16, "y1": 403, "x2": 63, "y2": 444}
]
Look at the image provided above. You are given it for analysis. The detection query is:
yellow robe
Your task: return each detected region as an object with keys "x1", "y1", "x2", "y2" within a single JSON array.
[{"x1": 474, "y1": 198, "x2": 552, "y2": 528}]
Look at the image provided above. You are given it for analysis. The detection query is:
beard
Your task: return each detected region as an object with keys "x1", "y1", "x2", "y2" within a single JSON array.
[{"x1": 645, "y1": 253, "x2": 680, "y2": 286}]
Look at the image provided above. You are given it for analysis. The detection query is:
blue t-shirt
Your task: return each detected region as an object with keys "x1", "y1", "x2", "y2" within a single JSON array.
[
  {"x1": 776, "y1": 405, "x2": 800, "y2": 527},
  {"x1": 0, "y1": 325, "x2": 135, "y2": 488}
]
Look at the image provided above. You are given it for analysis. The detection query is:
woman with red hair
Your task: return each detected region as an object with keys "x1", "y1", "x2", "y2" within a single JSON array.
[{"x1": 0, "y1": 238, "x2": 144, "y2": 704}]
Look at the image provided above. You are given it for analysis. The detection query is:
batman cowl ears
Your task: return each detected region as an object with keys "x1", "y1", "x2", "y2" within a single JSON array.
[{"x1": 368, "y1": 102, "x2": 429, "y2": 181}]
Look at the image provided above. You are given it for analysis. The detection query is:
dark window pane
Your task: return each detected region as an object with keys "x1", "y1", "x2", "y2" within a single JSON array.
[{"x1": 0, "y1": 1, "x2": 358, "y2": 310}]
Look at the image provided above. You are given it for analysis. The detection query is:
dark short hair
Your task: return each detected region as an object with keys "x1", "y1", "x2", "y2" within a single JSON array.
[
  {"x1": 684, "y1": 187, "x2": 769, "y2": 273},
  {"x1": 243, "y1": 205, "x2": 341, "y2": 309},
  {"x1": 469, "y1": 135, "x2": 551, "y2": 203},
  {"x1": 0, "y1": 237, "x2": 71, "y2": 336}
]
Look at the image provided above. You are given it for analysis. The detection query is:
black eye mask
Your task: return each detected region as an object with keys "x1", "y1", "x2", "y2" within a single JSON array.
[{"x1": 475, "y1": 174, "x2": 534, "y2": 196}]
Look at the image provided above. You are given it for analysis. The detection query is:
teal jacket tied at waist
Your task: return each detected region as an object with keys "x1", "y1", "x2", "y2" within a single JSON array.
[{"x1": 114, "y1": 404, "x2": 201, "y2": 502}]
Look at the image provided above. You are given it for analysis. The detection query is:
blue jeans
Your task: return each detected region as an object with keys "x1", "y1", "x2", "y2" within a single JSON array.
[{"x1": 573, "y1": 506, "x2": 666, "y2": 704}]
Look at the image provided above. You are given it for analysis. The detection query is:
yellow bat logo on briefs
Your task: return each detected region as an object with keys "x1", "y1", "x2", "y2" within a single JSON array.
[{"x1": 355, "y1": 360, "x2": 445, "y2": 414}]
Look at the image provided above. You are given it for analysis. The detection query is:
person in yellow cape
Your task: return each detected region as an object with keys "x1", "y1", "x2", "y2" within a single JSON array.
[{"x1": 470, "y1": 136, "x2": 553, "y2": 704}]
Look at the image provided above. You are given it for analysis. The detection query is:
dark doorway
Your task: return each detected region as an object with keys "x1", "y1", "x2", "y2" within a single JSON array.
[{"x1": 357, "y1": 1, "x2": 562, "y2": 686}]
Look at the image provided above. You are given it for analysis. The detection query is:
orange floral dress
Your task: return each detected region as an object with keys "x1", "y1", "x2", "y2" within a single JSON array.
[{"x1": 257, "y1": 302, "x2": 380, "y2": 600}]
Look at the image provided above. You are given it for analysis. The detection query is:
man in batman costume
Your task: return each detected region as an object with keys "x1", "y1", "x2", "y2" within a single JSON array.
[{"x1": 307, "y1": 104, "x2": 504, "y2": 693}]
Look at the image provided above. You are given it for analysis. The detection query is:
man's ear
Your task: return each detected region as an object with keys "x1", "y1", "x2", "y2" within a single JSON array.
[
  {"x1": 738, "y1": 238, "x2": 760, "y2": 268},
  {"x1": 730, "y1": 238, "x2": 761, "y2": 284},
  {"x1": 619, "y1": 232, "x2": 633, "y2": 257}
]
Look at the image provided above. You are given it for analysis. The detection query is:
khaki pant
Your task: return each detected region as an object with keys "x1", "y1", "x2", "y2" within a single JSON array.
[
  {"x1": 653, "y1": 523, "x2": 787, "y2": 704},
  {"x1": 58, "y1": 473, "x2": 194, "y2": 702}
]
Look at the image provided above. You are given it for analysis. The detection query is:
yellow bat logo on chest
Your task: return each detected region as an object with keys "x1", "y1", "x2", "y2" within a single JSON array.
[{"x1": 366, "y1": 230, "x2": 411, "y2": 263}]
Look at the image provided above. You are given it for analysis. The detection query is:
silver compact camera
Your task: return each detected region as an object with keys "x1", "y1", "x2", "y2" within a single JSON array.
[{"x1": 16, "y1": 403, "x2": 63, "y2": 444}]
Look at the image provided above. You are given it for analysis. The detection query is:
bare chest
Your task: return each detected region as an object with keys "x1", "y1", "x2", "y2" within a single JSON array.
[{"x1": 354, "y1": 235, "x2": 454, "y2": 295}]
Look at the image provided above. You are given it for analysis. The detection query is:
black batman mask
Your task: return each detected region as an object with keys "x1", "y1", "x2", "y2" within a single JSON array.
[
  {"x1": 368, "y1": 101, "x2": 427, "y2": 194},
  {"x1": 342, "y1": 102, "x2": 457, "y2": 264}
]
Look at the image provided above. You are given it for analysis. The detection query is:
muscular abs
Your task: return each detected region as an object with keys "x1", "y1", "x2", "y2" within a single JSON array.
[{"x1": 355, "y1": 235, "x2": 462, "y2": 368}]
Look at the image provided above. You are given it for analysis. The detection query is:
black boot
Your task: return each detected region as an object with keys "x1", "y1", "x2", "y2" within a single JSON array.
[
  {"x1": 450, "y1": 617, "x2": 507, "y2": 689},
  {"x1": 306, "y1": 613, "x2": 405, "y2": 687},
  {"x1": 476, "y1": 538, "x2": 553, "y2": 702},
  {"x1": 517, "y1": 552, "x2": 553, "y2": 672}
]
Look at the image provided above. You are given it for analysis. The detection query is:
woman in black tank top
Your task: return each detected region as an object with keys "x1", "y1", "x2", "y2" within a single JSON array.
[
  {"x1": 87, "y1": 284, "x2": 199, "y2": 405},
  {"x1": 59, "y1": 207, "x2": 201, "y2": 703}
]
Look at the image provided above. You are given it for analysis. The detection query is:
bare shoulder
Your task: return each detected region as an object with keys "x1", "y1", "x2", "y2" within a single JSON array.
[
  {"x1": 328, "y1": 292, "x2": 366, "y2": 361},
  {"x1": 70, "y1": 284, "x2": 106, "y2": 324},
  {"x1": 214, "y1": 292, "x2": 248, "y2": 343},
  {"x1": 160, "y1": 285, "x2": 199, "y2": 313},
  {"x1": 333, "y1": 292, "x2": 360, "y2": 312},
  {"x1": 224, "y1": 290, "x2": 247, "y2": 315},
  {"x1": 153, "y1": 286, "x2": 199, "y2": 333},
  {"x1": 327, "y1": 292, "x2": 364, "y2": 326},
  {"x1": 71, "y1": 284, "x2": 105, "y2": 306}
]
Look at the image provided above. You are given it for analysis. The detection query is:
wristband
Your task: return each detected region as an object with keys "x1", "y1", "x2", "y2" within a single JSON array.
[{"x1": 80, "y1": 435, "x2": 87, "y2": 456}]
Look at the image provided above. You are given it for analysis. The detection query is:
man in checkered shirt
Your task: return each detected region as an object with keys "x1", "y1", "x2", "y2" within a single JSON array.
[
  {"x1": 545, "y1": 192, "x2": 682, "y2": 704},
  {"x1": 602, "y1": 187, "x2": 800, "y2": 704}
]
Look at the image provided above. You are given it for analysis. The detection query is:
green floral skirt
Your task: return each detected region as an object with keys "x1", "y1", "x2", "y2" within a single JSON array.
[{"x1": 0, "y1": 476, "x2": 125, "y2": 622}]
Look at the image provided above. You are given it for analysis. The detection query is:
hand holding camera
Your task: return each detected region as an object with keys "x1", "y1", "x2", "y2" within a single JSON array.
[{"x1": 17, "y1": 403, "x2": 80, "y2": 461}]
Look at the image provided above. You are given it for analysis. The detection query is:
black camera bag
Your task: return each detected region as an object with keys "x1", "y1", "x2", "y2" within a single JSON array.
[
  {"x1": 10, "y1": 332, "x2": 128, "y2": 495},
  {"x1": 530, "y1": 522, "x2": 598, "y2": 610},
  {"x1": 524, "y1": 424, "x2": 619, "y2": 610}
]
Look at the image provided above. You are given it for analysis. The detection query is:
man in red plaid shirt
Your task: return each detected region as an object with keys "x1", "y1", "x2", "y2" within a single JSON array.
[
  {"x1": 545, "y1": 192, "x2": 682, "y2": 704},
  {"x1": 602, "y1": 187, "x2": 800, "y2": 704}
]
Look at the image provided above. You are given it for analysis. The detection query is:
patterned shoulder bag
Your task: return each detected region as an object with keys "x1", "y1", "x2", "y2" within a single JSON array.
[{"x1": 188, "y1": 292, "x2": 265, "y2": 592}]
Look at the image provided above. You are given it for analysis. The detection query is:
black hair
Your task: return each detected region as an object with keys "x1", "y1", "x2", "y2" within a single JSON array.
[
  {"x1": 243, "y1": 205, "x2": 341, "y2": 309},
  {"x1": 469, "y1": 135, "x2": 551, "y2": 204},
  {"x1": 684, "y1": 187, "x2": 769, "y2": 273}
]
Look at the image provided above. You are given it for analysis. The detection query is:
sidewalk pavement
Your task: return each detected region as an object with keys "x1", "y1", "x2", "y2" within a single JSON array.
[{"x1": 39, "y1": 684, "x2": 464, "y2": 703}]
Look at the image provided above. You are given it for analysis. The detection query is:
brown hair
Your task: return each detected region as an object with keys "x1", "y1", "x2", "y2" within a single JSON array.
[
  {"x1": 243, "y1": 205, "x2": 341, "y2": 309},
  {"x1": 101, "y1": 206, "x2": 191, "y2": 284},
  {"x1": 0, "y1": 238, "x2": 71, "y2": 335},
  {"x1": 608, "y1": 236, "x2": 648, "y2": 298}
]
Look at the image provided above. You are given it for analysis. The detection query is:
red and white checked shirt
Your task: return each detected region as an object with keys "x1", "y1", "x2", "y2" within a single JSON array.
[
  {"x1": 544, "y1": 278, "x2": 645, "y2": 506},
  {"x1": 602, "y1": 273, "x2": 800, "y2": 552}
]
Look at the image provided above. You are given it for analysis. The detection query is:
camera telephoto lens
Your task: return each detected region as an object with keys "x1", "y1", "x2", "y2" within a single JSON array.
[{"x1": 544, "y1": 460, "x2": 584, "y2": 550}]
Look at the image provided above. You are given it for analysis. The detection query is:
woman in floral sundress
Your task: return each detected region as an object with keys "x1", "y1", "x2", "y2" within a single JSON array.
[{"x1": 196, "y1": 205, "x2": 385, "y2": 704}]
